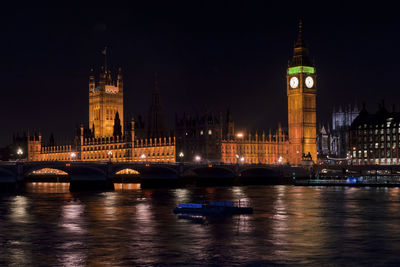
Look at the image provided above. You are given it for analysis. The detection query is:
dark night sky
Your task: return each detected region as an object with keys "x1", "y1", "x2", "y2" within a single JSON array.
[{"x1": 1, "y1": 1, "x2": 399, "y2": 146}]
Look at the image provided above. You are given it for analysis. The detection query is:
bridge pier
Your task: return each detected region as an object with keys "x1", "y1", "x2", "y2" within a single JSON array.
[
  {"x1": 68, "y1": 162, "x2": 114, "y2": 192},
  {"x1": 69, "y1": 179, "x2": 114, "y2": 192}
]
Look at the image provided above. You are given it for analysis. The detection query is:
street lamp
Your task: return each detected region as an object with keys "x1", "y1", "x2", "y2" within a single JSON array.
[
  {"x1": 17, "y1": 147, "x2": 23, "y2": 161},
  {"x1": 179, "y1": 152, "x2": 184, "y2": 163},
  {"x1": 70, "y1": 152, "x2": 76, "y2": 161},
  {"x1": 194, "y1": 155, "x2": 201, "y2": 162},
  {"x1": 108, "y1": 150, "x2": 113, "y2": 162},
  {"x1": 140, "y1": 153, "x2": 146, "y2": 162},
  {"x1": 240, "y1": 157, "x2": 245, "y2": 163},
  {"x1": 236, "y1": 132, "x2": 244, "y2": 138},
  {"x1": 278, "y1": 156, "x2": 283, "y2": 164}
]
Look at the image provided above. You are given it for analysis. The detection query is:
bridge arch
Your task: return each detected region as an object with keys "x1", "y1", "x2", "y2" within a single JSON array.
[
  {"x1": 115, "y1": 168, "x2": 140, "y2": 175},
  {"x1": 23, "y1": 164, "x2": 107, "y2": 178},
  {"x1": 113, "y1": 164, "x2": 180, "y2": 179},
  {"x1": 26, "y1": 168, "x2": 69, "y2": 176},
  {"x1": 24, "y1": 165, "x2": 70, "y2": 177}
]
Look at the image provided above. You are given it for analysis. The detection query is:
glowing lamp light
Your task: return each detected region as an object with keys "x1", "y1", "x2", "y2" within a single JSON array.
[
  {"x1": 179, "y1": 152, "x2": 184, "y2": 158},
  {"x1": 278, "y1": 156, "x2": 283, "y2": 164},
  {"x1": 195, "y1": 155, "x2": 201, "y2": 162},
  {"x1": 235, "y1": 154, "x2": 240, "y2": 159},
  {"x1": 240, "y1": 157, "x2": 245, "y2": 162},
  {"x1": 236, "y1": 132, "x2": 244, "y2": 138},
  {"x1": 108, "y1": 150, "x2": 113, "y2": 156},
  {"x1": 17, "y1": 148, "x2": 23, "y2": 156},
  {"x1": 70, "y1": 152, "x2": 76, "y2": 160},
  {"x1": 140, "y1": 154, "x2": 146, "y2": 159}
]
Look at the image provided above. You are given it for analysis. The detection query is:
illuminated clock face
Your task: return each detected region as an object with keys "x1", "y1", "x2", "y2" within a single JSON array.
[
  {"x1": 305, "y1": 76, "x2": 314, "y2": 88},
  {"x1": 290, "y1": 77, "x2": 299, "y2": 88}
]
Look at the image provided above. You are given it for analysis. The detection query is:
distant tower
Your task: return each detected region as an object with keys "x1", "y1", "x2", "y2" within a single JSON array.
[
  {"x1": 225, "y1": 107, "x2": 235, "y2": 140},
  {"x1": 147, "y1": 73, "x2": 166, "y2": 138},
  {"x1": 88, "y1": 49, "x2": 124, "y2": 137},
  {"x1": 287, "y1": 21, "x2": 317, "y2": 164}
]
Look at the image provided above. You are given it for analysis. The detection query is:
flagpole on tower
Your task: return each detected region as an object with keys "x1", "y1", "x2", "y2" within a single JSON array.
[{"x1": 102, "y1": 46, "x2": 107, "y2": 73}]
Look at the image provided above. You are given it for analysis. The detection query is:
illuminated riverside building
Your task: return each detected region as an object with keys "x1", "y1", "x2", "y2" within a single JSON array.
[
  {"x1": 174, "y1": 22, "x2": 316, "y2": 165},
  {"x1": 221, "y1": 126, "x2": 289, "y2": 164},
  {"x1": 175, "y1": 110, "x2": 289, "y2": 164},
  {"x1": 25, "y1": 22, "x2": 316, "y2": 165},
  {"x1": 349, "y1": 102, "x2": 400, "y2": 165},
  {"x1": 317, "y1": 104, "x2": 359, "y2": 160},
  {"x1": 27, "y1": 64, "x2": 175, "y2": 163},
  {"x1": 175, "y1": 112, "x2": 224, "y2": 162},
  {"x1": 332, "y1": 104, "x2": 359, "y2": 157}
]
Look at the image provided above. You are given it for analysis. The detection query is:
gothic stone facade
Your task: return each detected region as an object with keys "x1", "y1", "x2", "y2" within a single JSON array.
[
  {"x1": 28, "y1": 66, "x2": 175, "y2": 163},
  {"x1": 317, "y1": 104, "x2": 359, "y2": 159},
  {"x1": 175, "y1": 112, "x2": 290, "y2": 164},
  {"x1": 27, "y1": 22, "x2": 317, "y2": 166}
]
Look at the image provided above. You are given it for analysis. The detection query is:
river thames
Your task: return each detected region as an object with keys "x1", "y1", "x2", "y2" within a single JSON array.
[{"x1": 1, "y1": 184, "x2": 400, "y2": 266}]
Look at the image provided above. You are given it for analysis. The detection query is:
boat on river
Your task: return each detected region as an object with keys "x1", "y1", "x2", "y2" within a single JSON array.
[{"x1": 173, "y1": 201, "x2": 253, "y2": 216}]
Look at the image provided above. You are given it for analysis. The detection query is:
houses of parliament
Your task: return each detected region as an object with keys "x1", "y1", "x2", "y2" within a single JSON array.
[{"x1": 25, "y1": 22, "x2": 317, "y2": 165}]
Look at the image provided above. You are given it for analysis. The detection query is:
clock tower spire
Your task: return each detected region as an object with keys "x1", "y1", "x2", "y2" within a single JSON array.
[{"x1": 287, "y1": 21, "x2": 317, "y2": 165}]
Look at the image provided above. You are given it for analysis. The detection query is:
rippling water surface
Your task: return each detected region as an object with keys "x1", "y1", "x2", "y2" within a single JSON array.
[{"x1": 1, "y1": 183, "x2": 400, "y2": 266}]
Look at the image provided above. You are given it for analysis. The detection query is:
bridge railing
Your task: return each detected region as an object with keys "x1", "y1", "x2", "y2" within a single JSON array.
[{"x1": 1, "y1": 160, "x2": 300, "y2": 168}]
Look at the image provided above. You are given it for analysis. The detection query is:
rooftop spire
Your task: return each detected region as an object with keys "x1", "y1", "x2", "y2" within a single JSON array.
[
  {"x1": 102, "y1": 46, "x2": 108, "y2": 74},
  {"x1": 152, "y1": 72, "x2": 160, "y2": 105},
  {"x1": 288, "y1": 20, "x2": 313, "y2": 67},
  {"x1": 147, "y1": 72, "x2": 166, "y2": 138},
  {"x1": 154, "y1": 72, "x2": 159, "y2": 91},
  {"x1": 295, "y1": 20, "x2": 304, "y2": 48}
]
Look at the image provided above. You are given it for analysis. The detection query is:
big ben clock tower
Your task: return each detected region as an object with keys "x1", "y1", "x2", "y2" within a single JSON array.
[{"x1": 287, "y1": 21, "x2": 317, "y2": 165}]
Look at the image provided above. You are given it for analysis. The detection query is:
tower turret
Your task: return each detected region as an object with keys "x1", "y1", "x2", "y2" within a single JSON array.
[
  {"x1": 88, "y1": 49, "x2": 124, "y2": 137},
  {"x1": 117, "y1": 67, "x2": 123, "y2": 93},
  {"x1": 89, "y1": 69, "x2": 95, "y2": 93},
  {"x1": 130, "y1": 118, "x2": 135, "y2": 142},
  {"x1": 99, "y1": 66, "x2": 106, "y2": 92},
  {"x1": 225, "y1": 107, "x2": 235, "y2": 140}
]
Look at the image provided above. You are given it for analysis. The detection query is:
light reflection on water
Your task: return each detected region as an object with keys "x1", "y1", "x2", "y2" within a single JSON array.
[
  {"x1": 114, "y1": 183, "x2": 141, "y2": 191},
  {"x1": 25, "y1": 182, "x2": 142, "y2": 193},
  {"x1": 26, "y1": 182, "x2": 70, "y2": 193},
  {"x1": 1, "y1": 185, "x2": 400, "y2": 265},
  {"x1": 58, "y1": 201, "x2": 87, "y2": 266}
]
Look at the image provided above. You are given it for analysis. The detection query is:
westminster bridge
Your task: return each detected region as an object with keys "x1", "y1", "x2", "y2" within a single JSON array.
[
  {"x1": 3, "y1": 161, "x2": 399, "y2": 191},
  {"x1": 0, "y1": 161, "x2": 312, "y2": 191}
]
